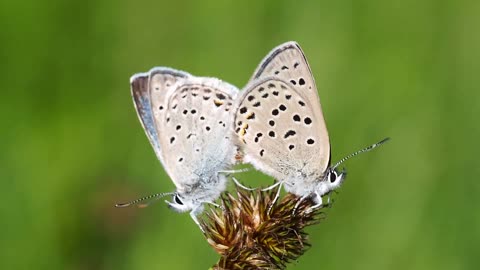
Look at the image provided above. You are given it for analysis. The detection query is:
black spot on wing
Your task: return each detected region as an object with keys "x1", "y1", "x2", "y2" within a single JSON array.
[
  {"x1": 304, "y1": 117, "x2": 312, "y2": 125},
  {"x1": 284, "y1": 130, "x2": 296, "y2": 139}
]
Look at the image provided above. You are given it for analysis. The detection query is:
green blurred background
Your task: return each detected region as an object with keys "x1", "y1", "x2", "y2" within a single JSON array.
[{"x1": 1, "y1": 0, "x2": 479, "y2": 269}]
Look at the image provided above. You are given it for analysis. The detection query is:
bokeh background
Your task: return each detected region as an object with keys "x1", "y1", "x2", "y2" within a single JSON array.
[{"x1": 1, "y1": 0, "x2": 479, "y2": 269}]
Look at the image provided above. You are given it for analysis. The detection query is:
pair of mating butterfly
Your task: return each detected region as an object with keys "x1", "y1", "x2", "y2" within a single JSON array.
[{"x1": 117, "y1": 41, "x2": 389, "y2": 230}]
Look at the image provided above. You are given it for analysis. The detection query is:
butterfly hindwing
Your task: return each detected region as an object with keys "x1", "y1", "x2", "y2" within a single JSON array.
[
  {"x1": 235, "y1": 78, "x2": 328, "y2": 183},
  {"x1": 156, "y1": 77, "x2": 239, "y2": 190}
]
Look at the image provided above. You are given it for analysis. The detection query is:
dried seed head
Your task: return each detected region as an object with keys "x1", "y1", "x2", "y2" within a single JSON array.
[{"x1": 201, "y1": 186, "x2": 328, "y2": 270}]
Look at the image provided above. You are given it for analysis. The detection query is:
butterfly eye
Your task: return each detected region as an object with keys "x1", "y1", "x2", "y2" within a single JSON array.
[
  {"x1": 174, "y1": 195, "x2": 183, "y2": 205},
  {"x1": 329, "y1": 171, "x2": 337, "y2": 183}
]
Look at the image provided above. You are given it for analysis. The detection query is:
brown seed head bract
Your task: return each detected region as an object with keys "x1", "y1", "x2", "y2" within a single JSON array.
[{"x1": 201, "y1": 186, "x2": 328, "y2": 270}]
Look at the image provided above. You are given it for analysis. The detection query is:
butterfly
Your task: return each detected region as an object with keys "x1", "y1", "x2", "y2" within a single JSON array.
[
  {"x1": 233, "y1": 41, "x2": 389, "y2": 212},
  {"x1": 118, "y1": 67, "x2": 241, "y2": 230}
]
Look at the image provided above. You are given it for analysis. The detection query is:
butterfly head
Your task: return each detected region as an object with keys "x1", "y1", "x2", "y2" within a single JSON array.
[
  {"x1": 322, "y1": 167, "x2": 347, "y2": 193},
  {"x1": 165, "y1": 193, "x2": 196, "y2": 213}
]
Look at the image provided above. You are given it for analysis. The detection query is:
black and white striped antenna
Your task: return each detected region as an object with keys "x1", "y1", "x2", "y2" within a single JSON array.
[
  {"x1": 115, "y1": 192, "x2": 174, "y2": 208},
  {"x1": 332, "y1": 137, "x2": 390, "y2": 170}
]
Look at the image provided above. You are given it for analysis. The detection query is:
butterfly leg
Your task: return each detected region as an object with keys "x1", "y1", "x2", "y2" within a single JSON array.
[
  {"x1": 325, "y1": 193, "x2": 335, "y2": 207},
  {"x1": 203, "y1": 201, "x2": 225, "y2": 211},
  {"x1": 218, "y1": 168, "x2": 250, "y2": 174},
  {"x1": 232, "y1": 177, "x2": 257, "y2": 191},
  {"x1": 293, "y1": 194, "x2": 310, "y2": 215},
  {"x1": 267, "y1": 181, "x2": 284, "y2": 214},
  {"x1": 190, "y1": 206, "x2": 205, "y2": 233},
  {"x1": 306, "y1": 192, "x2": 324, "y2": 213},
  {"x1": 261, "y1": 181, "x2": 282, "y2": 191}
]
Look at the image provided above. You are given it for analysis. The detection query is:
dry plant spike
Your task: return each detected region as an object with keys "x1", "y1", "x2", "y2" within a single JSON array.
[{"x1": 201, "y1": 185, "x2": 328, "y2": 270}]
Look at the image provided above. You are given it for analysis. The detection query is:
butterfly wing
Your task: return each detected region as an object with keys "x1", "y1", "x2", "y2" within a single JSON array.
[
  {"x1": 247, "y1": 42, "x2": 327, "y2": 132},
  {"x1": 156, "y1": 76, "x2": 239, "y2": 191},
  {"x1": 130, "y1": 67, "x2": 190, "y2": 171},
  {"x1": 235, "y1": 42, "x2": 330, "y2": 183}
]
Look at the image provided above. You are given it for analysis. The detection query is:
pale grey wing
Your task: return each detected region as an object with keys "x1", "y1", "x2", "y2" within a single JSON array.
[
  {"x1": 145, "y1": 67, "x2": 191, "y2": 171},
  {"x1": 130, "y1": 73, "x2": 163, "y2": 161},
  {"x1": 130, "y1": 67, "x2": 190, "y2": 169},
  {"x1": 157, "y1": 77, "x2": 239, "y2": 191},
  {"x1": 234, "y1": 78, "x2": 329, "y2": 183},
  {"x1": 245, "y1": 41, "x2": 330, "y2": 173},
  {"x1": 248, "y1": 42, "x2": 316, "y2": 89}
]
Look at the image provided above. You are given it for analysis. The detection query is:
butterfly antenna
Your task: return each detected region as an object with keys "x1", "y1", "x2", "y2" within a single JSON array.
[
  {"x1": 332, "y1": 137, "x2": 390, "y2": 170},
  {"x1": 115, "y1": 192, "x2": 174, "y2": 208}
]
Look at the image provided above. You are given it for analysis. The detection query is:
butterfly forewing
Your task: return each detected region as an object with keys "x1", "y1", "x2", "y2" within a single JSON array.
[
  {"x1": 157, "y1": 77, "x2": 239, "y2": 190},
  {"x1": 249, "y1": 42, "x2": 316, "y2": 97},
  {"x1": 236, "y1": 41, "x2": 331, "y2": 183}
]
